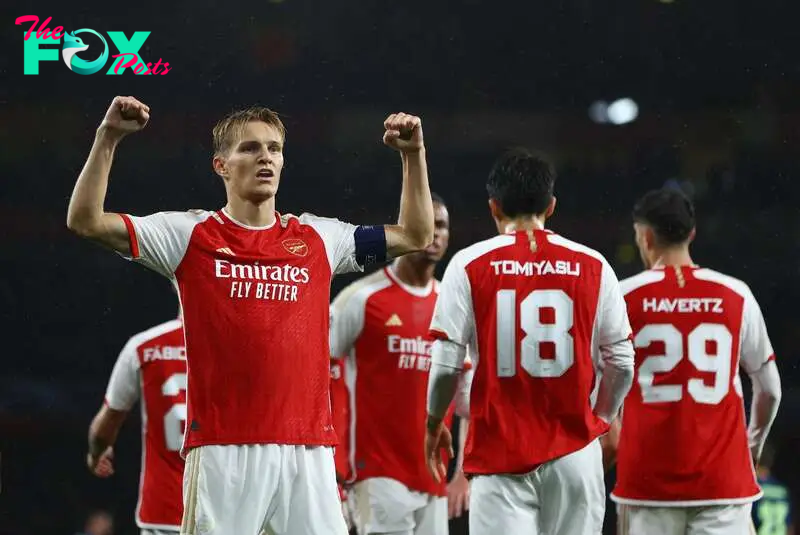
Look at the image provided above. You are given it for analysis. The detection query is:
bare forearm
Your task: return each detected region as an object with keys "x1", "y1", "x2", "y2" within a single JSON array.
[
  {"x1": 748, "y1": 360, "x2": 781, "y2": 461},
  {"x1": 455, "y1": 418, "x2": 469, "y2": 472},
  {"x1": 88, "y1": 420, "x2": 118, "y2": 458},
  {"x1": 88, "y1": 406, "x2": 126, "y2": 457},
  {"x1": 427, "y1": 362, "x2": 460, "y2": 424},
  {"x1": 66, "y1": 127, "x2": 132, "y2": 253},
  {"x1": 67, "y1": 127, "x2": 122, "y2": 234},
  {"x1": 397, "y1": 149, "x2": 433, "y2": 248},
  {"x1": 595, "y1": 362, "x2": 633, "y2": 423},
  {"x1": 88, "y1": 430, "x2": 113, "y2": 458}
]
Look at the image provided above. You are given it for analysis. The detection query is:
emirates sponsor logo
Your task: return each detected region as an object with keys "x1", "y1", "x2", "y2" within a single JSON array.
[{"x1": 214, "y1": 259, "x2": 310, "y2": 284}]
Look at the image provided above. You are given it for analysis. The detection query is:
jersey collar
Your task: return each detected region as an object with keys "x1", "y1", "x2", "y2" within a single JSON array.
[{"x1": 385, "y1": 265, "x2": 435, "y2": 298}]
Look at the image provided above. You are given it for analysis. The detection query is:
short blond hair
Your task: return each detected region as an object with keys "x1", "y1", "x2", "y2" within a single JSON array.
[{"x1": 212, "y1": 107, "x2": 286, "y2": 156}]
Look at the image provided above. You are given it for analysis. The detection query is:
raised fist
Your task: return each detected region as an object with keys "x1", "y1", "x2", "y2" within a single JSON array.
[
  {"x1": 100, "y1": 96, "x2": 150, "y2": 136},
  {"x1": 383, "y1": 112, "x2": 424, "y2": 153}
]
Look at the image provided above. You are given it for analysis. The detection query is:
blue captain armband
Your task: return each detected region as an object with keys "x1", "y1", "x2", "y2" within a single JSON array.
[{"x1": 354, "y1": 225, "x2": 387, "y2": 267}]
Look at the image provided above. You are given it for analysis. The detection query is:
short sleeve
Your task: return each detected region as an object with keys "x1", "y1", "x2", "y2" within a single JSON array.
[
  {"x1": 104, "y1": 338, "x2": 141, "y2": 411},
  {"x1": 595, "y1": 260, "x2": 633, "y2": 347},
  {"x1": 429, "y1": 251, "x2": 474, "y2": 346},
  {"x1": 118, "y1": 210, "x2": 208, "y2": 278},
  {"x1": 329, "y1": 288, "x2": 367, "y2": 357},
  {"x1": 300, "y1": 214, "x2": 366, "y2": 275},
  {"x1": 740, "y1": 287, "x2": 775, "y2": 374}
]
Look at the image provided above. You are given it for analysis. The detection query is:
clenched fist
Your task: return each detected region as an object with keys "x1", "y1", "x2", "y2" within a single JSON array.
[
  {"x1": 383, "y1": 112, "x2": 424, "y2": 153},
  {"x1": 87, "y1": 446, "x2": 115, "y2": 478},
  {"x1": 99, "y1": 96, "x2": 150, "y2": 137}
]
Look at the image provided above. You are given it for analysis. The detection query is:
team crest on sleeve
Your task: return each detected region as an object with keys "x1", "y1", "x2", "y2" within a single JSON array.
[{"x1": 282, "y1": 238, "x2": 308, "y2": 257}]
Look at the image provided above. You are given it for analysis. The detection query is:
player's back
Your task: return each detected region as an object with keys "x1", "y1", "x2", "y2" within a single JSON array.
[
  {"x1": 129, "y1": 319, "x2": 187, "y2": 528},
  {"x1": 612, "y1": 266, "x2": 766, "y2": 504},
  {"x1": 444, "y1": 229, "x2": 616, "y2": 475}
]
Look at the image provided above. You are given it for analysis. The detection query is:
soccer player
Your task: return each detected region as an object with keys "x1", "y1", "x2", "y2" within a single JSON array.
[
  {"x1": 424, "y1": 148, "x2": 635, "y2": 535},
  {"x1": 610, "y1": 187, "x2": 782, "y2": 535},
  {"x1": 87, "y1": 309, "x2": 186, "y2": 534},
  {"x1": 67, "y1": 96, "x2": 435, "y2": 535},
  {"x1": 752, "y1": 443, "x2": 793, "y2": 535},
  {"x1": 329, "y1": 193, "x2": 471, "y2": 535}
]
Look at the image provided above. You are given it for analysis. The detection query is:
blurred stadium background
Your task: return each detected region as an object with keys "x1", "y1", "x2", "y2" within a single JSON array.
[{"x1": 1, "y1": 0, "x2": 797, "y2": 533}]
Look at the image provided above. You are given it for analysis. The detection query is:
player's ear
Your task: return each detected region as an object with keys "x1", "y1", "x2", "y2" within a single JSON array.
[
  {"x1": 644, "y1": 226, "x2": 657, "y2": 251},
  {"x1": 488, "y1": 198, "x2": 501, "y2": 220},
  {"x1": 545, "y1": 196, "x2": 556, "y2": 219},
  {"x1": 488, "y1": 198, "x2": 504, "y2": 234},
  {"x1": 687, "y1": 227, "x2": 696, "y2": 244},
  {"x1": 212, "y1": 155, "x2": 228, "y2": 179}
]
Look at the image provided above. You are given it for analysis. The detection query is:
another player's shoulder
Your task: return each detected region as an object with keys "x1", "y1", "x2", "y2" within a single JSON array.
[
  {"x1": 127, "y1": 318, "x2": 184, "y2": 350},
  {"x1": 331, "y1": 269, "x2": 392, "y2": 309},
  {"x1": 451, "y1": 234, "x2": 517, "y2": 269},
  {"x1": 619, "y1": 269, "x2": 667, "y2": 297},
  {"x1": 692, "y1": 267, "x2": 755, "y2": 300},
  {"x1": 544, "y1": 232, "x2": 608, "y2": 266}
]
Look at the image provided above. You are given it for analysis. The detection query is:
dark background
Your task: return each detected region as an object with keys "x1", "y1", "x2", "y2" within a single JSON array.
[{"x1": 2, "y1": 0, "x2": 798, "y2": 533}]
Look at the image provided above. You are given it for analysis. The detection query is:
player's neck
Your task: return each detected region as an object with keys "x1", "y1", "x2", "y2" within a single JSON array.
[
  {"x1": 652, "y1": 247, "x2": 693, "y2": 269},
  {"x1": 499, "y1": 215, "x2": 546, "y2": 234},
  {"x1": 391, "y1": 257, "x2": 435, "y2": 287},
  {"x1": 224, "y1": 196, "x2": 276, "y2": 228}
]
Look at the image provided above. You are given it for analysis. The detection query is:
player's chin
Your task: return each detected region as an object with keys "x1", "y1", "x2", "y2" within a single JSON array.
[
  {"x1": 423, "y1": 247, "x2": 444, "y2": 262},
  {"x1": 246, "y1": 183, "x2": 278, "y2": 202}
]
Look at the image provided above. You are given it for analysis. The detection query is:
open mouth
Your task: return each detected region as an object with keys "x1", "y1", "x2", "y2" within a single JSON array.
[{"x1": 256, "y1": 169, "x2": 274, "y2": 179}]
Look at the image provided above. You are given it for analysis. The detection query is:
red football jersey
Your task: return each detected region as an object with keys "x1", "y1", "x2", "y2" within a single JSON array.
[
  {"x1": 429, "y1": 229, "x2": 632, "y2": 475},
  {"x1": 104, "y1": 318, "x2": 186, "y2": 530},
  {"x1": 330, "y1": 357, "x2": 352, "y2": 483},
  {"x1": 611, "y1": 265, "x2": 775, "y2": 506},
  {"x1": 119, "y1": 209, "x2": 363, "y2": 455},
  {"x1": 330, "y1": 267, "x2": 459, "y2": 496}
]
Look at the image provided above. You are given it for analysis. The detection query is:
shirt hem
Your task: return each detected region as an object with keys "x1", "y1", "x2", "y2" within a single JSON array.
[
  {"x1": 354, "y1": 474, "x2": 447, "y2": 498},
  {"x1": 135, "y1": 518, "x2": 180, "y2": 530},
  {"x1": 609, "y1": 492, "x2": 763, "y2": 507},
  {"x1": 182, "y1": 437, "x2": 337, "y2": 457}
]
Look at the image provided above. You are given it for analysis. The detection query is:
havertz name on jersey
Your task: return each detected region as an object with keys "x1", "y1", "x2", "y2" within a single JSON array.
[{"x1": 642, "y1": 297, "x2": 724, "y2": 314}]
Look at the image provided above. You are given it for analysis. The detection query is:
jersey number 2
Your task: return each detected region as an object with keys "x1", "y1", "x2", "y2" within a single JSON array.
[
  {"x1": 496, "y1": 289, "x2": 574, "y2": 378},
  {"x1": 636, "y1": 324, "x2": 733, "y2": 405},
  {"x1": 162, "y1": 373, "x2": 187, "y2": 451}
]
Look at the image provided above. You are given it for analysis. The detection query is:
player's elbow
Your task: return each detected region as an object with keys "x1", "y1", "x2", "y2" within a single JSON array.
[
  {"x1": 617, "y1": 364, "x2": 634, "y2": 396},
  {"x1": 406, "y1": 228, "x2": 434, "y2": 251},
  {"x1": 763, "y1": 385, "x2": 782, "y2": 406},
  {"x1": 752, "y1": 360, "x2": 782, "y2": 403},
  {"x1": 66, "y1": 211, "x2": 101, "y2": 238},
  {"x1": 607, "y1": 358, "x2": 634, "y2": 387}
]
